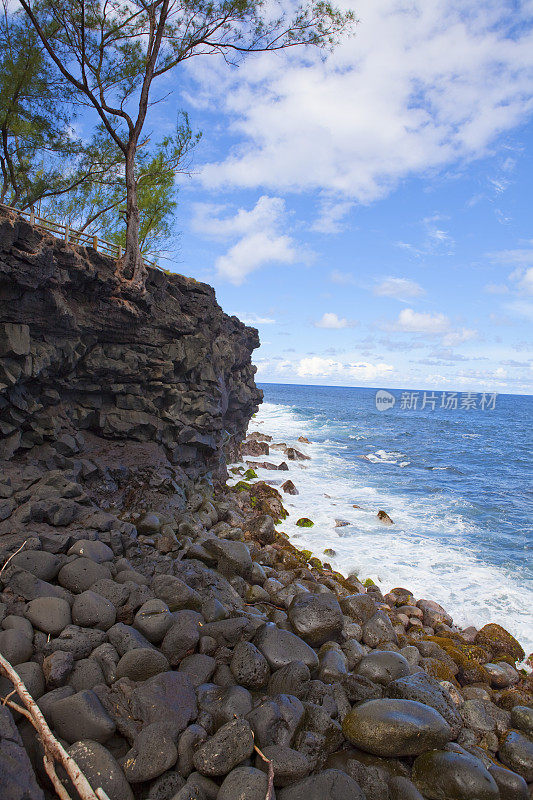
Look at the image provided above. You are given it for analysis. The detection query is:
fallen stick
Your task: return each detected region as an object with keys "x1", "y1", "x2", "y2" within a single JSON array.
[
  {"x1": 254, "y1": 743, "x2": 275, "y2": 800},
  {"x1": 0, "y1": 654, "x2": 103, "y2": 800},
  {"x1": 0, "y1": 539, "x2": 28, "y2": 577}
]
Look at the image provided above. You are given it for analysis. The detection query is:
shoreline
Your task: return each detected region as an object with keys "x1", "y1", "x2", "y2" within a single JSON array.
[
  {"x1": 234, "y1": 402, "x2": 533, "y2": 661},
  {"x1": 0, "y1": 426, "x2": 531, "y2": 798}
]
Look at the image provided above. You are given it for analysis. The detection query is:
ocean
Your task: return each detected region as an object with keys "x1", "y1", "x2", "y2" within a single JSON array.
[{"x1": 237, "y1": 383, "x2": 533, "y2": 656}]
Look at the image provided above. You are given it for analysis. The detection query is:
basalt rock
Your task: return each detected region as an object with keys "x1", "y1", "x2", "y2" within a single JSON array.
[{"x1": 0, "y1": 210, "x2": 261, "y2": 478}]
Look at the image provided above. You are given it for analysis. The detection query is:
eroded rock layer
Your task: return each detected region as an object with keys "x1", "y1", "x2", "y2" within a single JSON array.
[{"x1": 0, "y1": 210, "x2": 261, "y2": 478}]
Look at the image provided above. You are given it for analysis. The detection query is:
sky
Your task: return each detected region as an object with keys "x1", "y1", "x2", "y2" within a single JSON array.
[{"x1": 160, "y1": 0, "x2": 533, "y2": 393}]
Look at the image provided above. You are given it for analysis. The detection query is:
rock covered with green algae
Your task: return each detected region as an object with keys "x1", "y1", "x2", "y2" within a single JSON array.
[{"x1": 295, "y1": 517, "x2": 314, "y2": 527}]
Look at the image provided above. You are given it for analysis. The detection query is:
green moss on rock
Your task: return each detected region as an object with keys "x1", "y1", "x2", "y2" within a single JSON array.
[
  {"x1": 296, "y1": 518, "x2": 314, "y2": 527},
  {"x1": 234, "y1": 481, "x2": 252, "y2": 492},
  {"x1": 474, "y1": 623, "x2": 525, "y2": 664}
]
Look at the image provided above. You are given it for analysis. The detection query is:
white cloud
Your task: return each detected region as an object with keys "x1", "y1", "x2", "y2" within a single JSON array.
[
  {"x1": 232, "y1": 313, "x2": 276, "y2": 325},
  {"x1": 330, "y1": 270, "x2": 357, "y2": 285},
  {"x1": 193, "y1": 1, "x2": 533, "y2": 201},
  {"x1": 442, "y1": 328, "x2": 478, "y2": 346},
  {"x1": 393, "y1": 308, "x2": 450, "y2": 334},
  {"x1": 512, "y1": 266, "x2": 533, "y2": 294},
  {"x1": 296, "y1": 356, "x2": 393, "y2": 381},
  {"x1": 191, "y1": 196, "x2": 304, "y2": 284},
  {"x1": 374, "y1": 277, "x2": 425, "y2": 299},
  {"x1": 312, "y1": 199, "x2": 354, "y2": 234},
  {"x1": 505, "y1": 300, "x2": 533, "y2": 320},
  {"x1": 484, "y1": 283, "x2": 509, "y2": 294},
  {"x1": 314, "y1": 312, "x2": 356, "y2": 329},
  {"x1": 489, "y1": 242, "x2": 533, "y2": 266}
]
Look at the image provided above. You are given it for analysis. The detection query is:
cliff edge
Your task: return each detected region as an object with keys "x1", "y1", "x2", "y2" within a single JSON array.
[{"x1": 0, "y1": 209, "x2": 262, "y2": 479}]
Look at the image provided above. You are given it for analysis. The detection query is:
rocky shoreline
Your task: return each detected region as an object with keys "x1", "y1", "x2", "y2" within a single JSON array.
[
  {"x1": 1, "y1": 425, "x2": 532, "y2": 799},
  {"x1": 0, "y1": 213, "x2": 532, "y2": 799}
]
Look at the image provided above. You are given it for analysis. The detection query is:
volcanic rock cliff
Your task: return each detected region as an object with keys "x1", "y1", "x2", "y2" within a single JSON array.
[{"x1": 0, "y1": 209, "x2": 262, "y2": 480}]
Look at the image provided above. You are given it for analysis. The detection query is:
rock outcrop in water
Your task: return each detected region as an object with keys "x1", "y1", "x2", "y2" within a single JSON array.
[{"x1": 0, "y1": 209, "x2": 261, "y2": 478}]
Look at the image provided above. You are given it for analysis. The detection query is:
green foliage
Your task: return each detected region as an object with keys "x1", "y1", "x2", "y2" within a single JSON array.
[
  {"x1": 44, "y1": 114, "x2": 199, "y2": 260},
  {"x1": 0, "y1": 2, "x2": 76, "y2": 207},
  {"x1": 296, "y1": 517, "x2": 314, "y2": 527},
  {"x1": 17, "y1": 0, "x2": 354, "y2": 283}
]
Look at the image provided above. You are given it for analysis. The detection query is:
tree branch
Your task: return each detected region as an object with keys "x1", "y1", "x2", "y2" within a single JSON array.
[{"x1": 0, "y1": 654, "x2": 105, "y2": 800}]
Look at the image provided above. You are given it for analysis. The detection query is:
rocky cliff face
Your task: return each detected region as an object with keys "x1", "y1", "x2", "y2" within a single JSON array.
[{"x1": 0, "y1": 209, "x2": 262, "y2": 480}]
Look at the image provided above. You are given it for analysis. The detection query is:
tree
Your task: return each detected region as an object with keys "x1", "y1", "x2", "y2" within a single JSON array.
[
  {"x1": 18, "y1": 0, "x2": 355, "y2": 289},
  {"x1": 0, "y1": 1, "x2": 76, "y2": 208},
  {"x1": 44, "y1": 113, "x2": 199, "y2": 263}
]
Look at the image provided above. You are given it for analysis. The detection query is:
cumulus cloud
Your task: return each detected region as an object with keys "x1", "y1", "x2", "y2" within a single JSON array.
[
  {"x1": 312, "y1": 199, "x2": 354, "y2": 234},
  {"x1": 374, "y1": 277, "x2": 425, "y2": 300},
  {"x1": 442, "y1": 328, "x2": 478, "y2": 346},
  {"x1": 296, "y1": 357, "x2": 394, "y2": 381},
  {"x1": 314, "y1": 312, "x2": 357, "y2": 329},
  {"x1": 191, "y1": 195, "x2": 305, "y2": 284},
  {"x1": 193, "y1": 0, "x2": 533, "y2": 201},
  {"x1": 393, "y1": 308, "x2": 451, "y2": 334},
  {"x1": 232, "y1": 313, "x2": 276, "y2": 325}
]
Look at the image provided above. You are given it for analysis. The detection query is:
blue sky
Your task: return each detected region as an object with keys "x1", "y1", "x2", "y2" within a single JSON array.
[{"x1": 159, "y1": 0, "x2": 533, "y2": 393}]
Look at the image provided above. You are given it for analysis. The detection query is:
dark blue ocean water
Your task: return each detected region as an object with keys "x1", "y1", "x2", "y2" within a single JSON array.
[{"x1": 247, "y1": 383, "x2": 532, "y2": 652}]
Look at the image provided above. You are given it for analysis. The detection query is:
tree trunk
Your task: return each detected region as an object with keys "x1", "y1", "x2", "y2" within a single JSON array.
[{"x1": 119, "y1": 144, "x2": 147, "y2": 290}]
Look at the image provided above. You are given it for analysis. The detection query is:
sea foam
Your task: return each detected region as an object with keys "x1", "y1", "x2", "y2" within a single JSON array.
[{"x1": 235, "y1": 401, "x2": 533, "y2": 656}]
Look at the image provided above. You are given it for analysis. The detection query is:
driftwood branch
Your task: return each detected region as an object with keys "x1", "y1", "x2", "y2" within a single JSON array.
[
  {"x1": 0, "y1": 654, "x2": 108, "y2": 800},
  {"x1": 254, "y1": 743, "x2": 275, "y2": 800},
  {"x1": 0, "y1": 539, "x2": 28, "y2": 577}
]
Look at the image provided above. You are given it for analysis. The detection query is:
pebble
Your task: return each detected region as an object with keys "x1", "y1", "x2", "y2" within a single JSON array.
[
  {"x1": 11, "y1": 550, "x2": 61, "y2": 580},
  {"x1": 42, "y1": 651, "x2": 74, "y2": 687},
  {"x1": 257, "y1": 745, "x2": 311, "y2": 786},
  {"x1": 133, "y1": 598, "x2": 173, "y2": 642},
  {"x1": 356, "y1": 650, "x2": 410, "y2": 685},
  {"x1": 277, "y1": 769, "x2": 365, "y2": 799},
  {"x1": 25, "y1": 596, "x2": 71, "y2": 635},
  {"x1": 161, "y1": 613, "x2": 200, "y2": 665},
  {"x1": 58, "y1": 558, "x2": 111, "y2": 593},
  {"x1": 342, "y1": 698, "x2": 452, "y2": 757},
  {"x1": 192, "y1": 718, "x2": 255, "y2": 777},
  {"x1": 72, "y1": 590, "x2": 116, "y2": 630},
  {"x1": 122, "y1": 723, "x2": 178, "y2": 783},
  {"x1": 66, "y1": 741, "x2": 133, "y2": 800},
  {"x1": 230, "y1": 641, "x2": 270, "y2": 689},
  {"x1": 217, "y1": 766, "x2": 271, "y2": 800},
  {"x1": 254, "y1": 623, "x2": 319, "y2": 671},
  {"x1": 498, "y1": 729, "x2": 533, "y2": 781},
  {"x1": 288, "y1": 592, "x2": 344, "y2": 647},
  {"x1": 512, "y1": 705, "x2": 533, "y2": 736},
  {"x1": 116, "y1": 648, "x2": 169, "y2": 681},
  {"x1": 49, "y1": 689, "x2": 116, "y2": 743},
  {"x1": 0, "y1": 628, "x2": 34, "y2": 664},
  {"x1": 412, "y1": 749, "x2": 500, "y2": 799},
  {"x1": 67, "y1": 539, "x2": 114, "y2": 562}
]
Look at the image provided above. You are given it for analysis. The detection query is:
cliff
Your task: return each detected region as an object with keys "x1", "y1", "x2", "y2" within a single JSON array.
[{"x1": 0, "y1": 209, "x2": 262, "y2": 480}]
